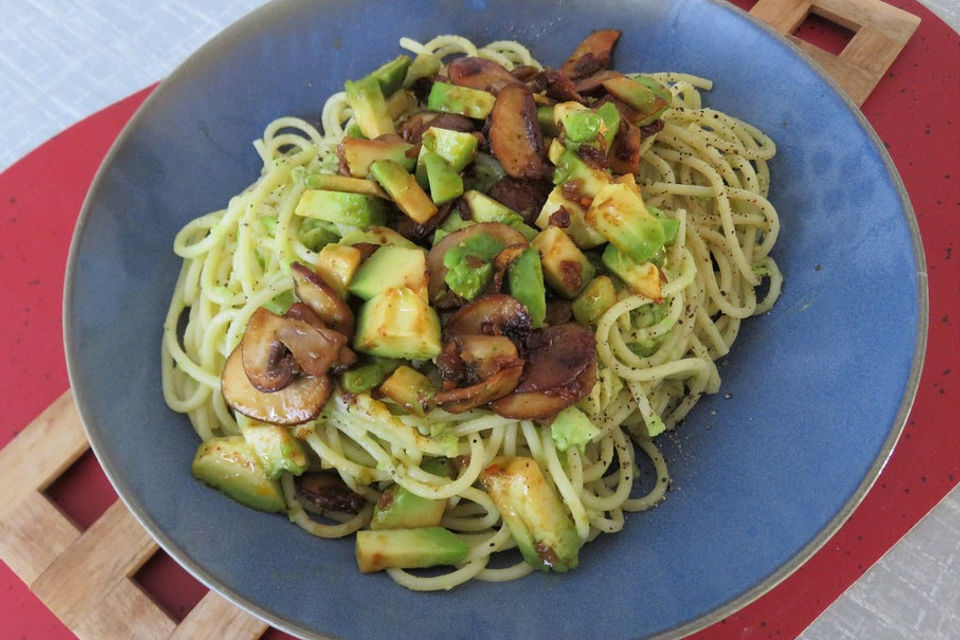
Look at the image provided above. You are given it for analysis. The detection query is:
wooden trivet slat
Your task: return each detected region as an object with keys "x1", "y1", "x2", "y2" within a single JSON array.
[
  {"x1": 0, "y1": 1, "x2": 920, "y2": 637},
  {"x1": 750, "y1": 0, "x2": 920, "y2": 105},
  {"x1": 0, "y1": 390, "x2": 269, "y2": 640}
]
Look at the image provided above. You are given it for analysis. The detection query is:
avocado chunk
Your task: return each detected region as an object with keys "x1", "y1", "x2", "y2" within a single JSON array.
[
  {"x1": 596, "y1": 101, "x2": 621, "y2": 152},
  {"x1": 379, "y1": 365, "x2": 435, "y2": 415},
  {"x1": 344, "y1": 75, "x2": 395, "y2": 139},
  {"x1": 192, "y1": 436, "x2": 286, "y2": 513},
  {"x1": 427, "y1": 81, "x2": 496, "y2": 119},
  {"x1": 421, "y1": 127, "x2": 478, "y2": 172},
  {"x1": 421, "y1": 151, "x2": 464, "y2": 205},
  {"x1": 586, "y1": 182, "x2": 666, "y2": 263},
  {"x1": 369, "y1": 160, "x2": 439, "y2": 224},
  {"x1": 552, "y1": 148, "x2": 612, "y2": 199},
  {"x1": 442, "y1": 231, "x2": 506, "y2": 301},
  {"x1": 304, "y1": 173, "x2": 389, "y2": 199},
  {"x1": 507, "y1": 246, "x2": 547, "y2": 328},
  {"x1": 549, "y1": 406, "x2": 600, "y2": 452},
  {"x1": 371, "y1": 459, "x2": 449, "y2": 529},
  {"x1": 531, "y1": 226, "x2": 595, "y2": 299},
  {"x1": 240, "y1": 419, "x2": 309, "y2": 479},
  {"x1": 316, "y1": 243, "x2": 365, "y2": 299},
  {"x1": 602, "y1": 244, "x2": 662, "y2": 300},
  {"x1": 602, "y1": 75, "x2": 671, "y2": 125},
  {"x1": 349, "y1": 245, "x2": 428, "y2": 302},
  {"x1": 341, "y1": 136, "x2": 416, "y2": 178},
  {"x1": 354, "y1": 287, "x2": 442, "y2": 360},
  {"x1": 342, "y1": 357, "x2": 401, "y2": 394},
  {"x1": 462, "y1": 152, "x2": 507, "y2": 194},
  {"x1": 295, "y1": 189, "x2": 387, "y2": 228},
  {"x1": 572, "y1": 275, "x2": 617, "y2": 325},
  {"x1": 355, "y1": 527, "x2": 468, "y2": 573},
  {"x1": 370, "y1": 54, "x2": 411, "y2": 97},
  {"x1": 534, "y1": 185, "x2": 606, "y2": 249},
  {"x1": 481, "y1": 456, "x2": 581, "y2": 572},
  {"x1": 339, "y1": 225, "x2": 418, "y2": 249},
  {"x1": 554, "y1": 101, "x2": 600, "y2": 144},
  {"x1": 403, "y1": 53, "x2": 442, "y2": 87}
]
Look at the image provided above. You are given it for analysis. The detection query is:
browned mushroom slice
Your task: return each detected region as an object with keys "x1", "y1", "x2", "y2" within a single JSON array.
[
  {"x1": 560, "y1": 29, "x2": 622, "y2": 80},
  {"x1": 427, "y1": 222, "x2": 527, "y2": 308},
  {"x1": 276, "y1": 318, "x2": 347, "y2": 378},
  {"x1": 489, "y1": 323, "x2": 597, "y2": 420},
  {"x1": 434, "y1": 335, "x2": 525, "y2": 413},
  {"x1": 443, "y1": 294, "x2": 532, "y2": 345},
  {"x1": 608, "y1": 118, "x2": 643, "y2": 175},
  {"x1": 447, "y1": 57, "x2": 520, "y2": 93},
  {"x1": 573, "y1": 70, "x2": 624, "y2": 95},
  {"x1": 487, "y1": 243, "x2": 529, "y2": 294},
  {"x1": 510, "y1": 65, "x2": 540, "y2": 82},
  {"x1": 284, "y1": 302, "x2": 357, "y2": 372},
  {"x1": 240, "y1": 307, "x2": 296, "y2": 392},
  {"x1": 296, "y1": 472, "x2": 367, "y2": 514},
  {"x1": 222, "y1": 345, "x2": 330, "y2": 426},
  {"x1": 487, "y1": 176, "x2": 552, "y2": 224},
  {"x1": 489, "y1": 84, "x2": 545, "y2": 180},
  {"x1": 290, "y1": 262, "x2": 354, "y2": 336},
  {"x1": 530, "y1": 68, "x2": 584, "y2": 103}
]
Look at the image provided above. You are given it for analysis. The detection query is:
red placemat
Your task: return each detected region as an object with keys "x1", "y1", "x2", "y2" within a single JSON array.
[{"x1": 1, "y1": 2, "x2": 957, "y2": 638}]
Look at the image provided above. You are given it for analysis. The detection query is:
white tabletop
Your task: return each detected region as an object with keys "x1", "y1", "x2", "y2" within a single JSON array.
[{"x1": 1, "y1": 1, "x2": 957, "y2": 638}]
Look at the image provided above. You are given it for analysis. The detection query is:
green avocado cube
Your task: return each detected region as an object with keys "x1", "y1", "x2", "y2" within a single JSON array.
[
  {"x1": 370, "y1": 54, "x2": 411, "y2": 97},
  {"x1": 427, "y1": 81, "x2": 496, "y2": 119},
  {"x1": 341, "y1": 357, "x2": 401, "y2": 394},
  {"x1": 531, "y1": 226, "x2": 595, "y2": 299},
  {"x1": 341, "y1": 136, "x2": 416, "y2": 178},
  {"x1": 550, "y1": 406, "x2": 601, "y2": 452},
  {"x1": 356, "y1": 527, "x2": 468, "y2": 573},
  {"x1": 552, "y1": 148, "x2": 611, "y2": 199},
  {"x1": 192, "y1": 436, "x2": 286, "y2": 513},
  {"x1": 602, "y1": 244, "x2": 662, "y2": 300},
  {"x1": 379, "y1": 365, "x2": 435, "y2": 416},
  {"x1": 295, "y1": 189, "x2": 387, "y2": 228},
  {"x1": 572, "y1": 275, "x2": 617, "y2": 325},
  {"x1": 369, "y1": 159, "x2": 438, "y2": 224},
  {"x1": 422, "y1": 127, "x2": 479, "y2": 172},
  {"x1": 345, "y1": 75, "x2": 395, "y2": 139},
  {"x1": 403, "y1": 53, "x2": 442, "y2": 88},
  {"x1": 241, "y1": 421, "x2": 309, "y2": 479},
  {"x1": 603, "y1": 75, "x2": 671, "y2": 125},
  {"x1": 370, "y1": 458, "x2": 449, "y2": 529},
  {"x1": 534, "y1": 185, "x2": 606, "y2": 249},
  {"x1": 481, "y1": 457, "x2": 581, "y2": 572},
  {"x1": 443, "y1": 231, "x2": 506, "y2": 301},
  {"x1": 354, "y1": 287, "x2": 442, "y2": 360},
  {"x1": 422, "y1": 151, "x2": 464, "y2": 205},
  {"x1": 348, "y1": 245, "x2": 428, "y2": 301},
  {"x1": 586, "y1": 182, "x2": 666, "y2": 264},
  {"x1": 507, "y1": 246, "x2": 547, "y2": 328}
]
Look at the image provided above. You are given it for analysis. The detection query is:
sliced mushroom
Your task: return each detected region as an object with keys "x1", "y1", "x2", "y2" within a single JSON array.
[
  {"x1": 608, "y1": 118, "x2": 643, "y2": 175},
  {"x1": 221, "y1": 345, "x2": 330, "y2": 426},
  {"x1": 573, "y1": 70, "x2": 624, "y2": 95},
  {"x1": 427, "y1": 222, "x2": 527, "y2": 308},
  {"x1": 275, "y1": 317, "x2": 347, "y2": 378},
  {"x1": 443, "y1": 294, "x2": 532, "y2": 345},
  {"x1": 434, "y1": 335, "x2": 525, "y2": 413},
  {"x1": 487, "y1": 176, "x2": 552, "y2": 224},
  {"x1": 488, "y1": 243, "x2": 529, "y2": 294},
  {"x1": 284, "y1": 302, "x2": 357, "y2": 371},
  {"x1": 489, "y1": 83, "x2": 545, "y2": 180},
  {"x1": 489, "y1": 323, "x2": 597, "y2": 420},
  {"x1": 296, "y1": 472, "x2": 367, "y2": 514},
  {"x1": 241, "y1": 307, "x2": 296, "y2": 392},
  {"x1": 530, "y1": 68, "x2": 583, "y2": 103},
  {"x1": 560, "y1": 29, "x2": 622, "y2": 80},
  {"x1": 290, "y1": 262, "x2": 354, "y2": 336},
  {"x1": 447, "y1": 57, "x2": 520, "y2": 93}
]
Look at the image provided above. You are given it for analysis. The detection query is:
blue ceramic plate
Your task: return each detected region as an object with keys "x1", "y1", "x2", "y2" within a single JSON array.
[{"x1": 65, "y1": 1, "x2": 926, "y2": 638}]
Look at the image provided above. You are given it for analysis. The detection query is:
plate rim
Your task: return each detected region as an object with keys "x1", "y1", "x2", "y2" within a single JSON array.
[{"x1": 62, "y1": 0, "x2": 929, "y2": 638}]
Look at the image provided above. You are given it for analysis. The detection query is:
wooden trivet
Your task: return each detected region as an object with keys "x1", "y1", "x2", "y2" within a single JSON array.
[
  {"x1": 0, "y1": 391, "x2": 269, "y2": 640},
  {"x1": 750, "y1": 0, "x2": 920, "y2": 105}
]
